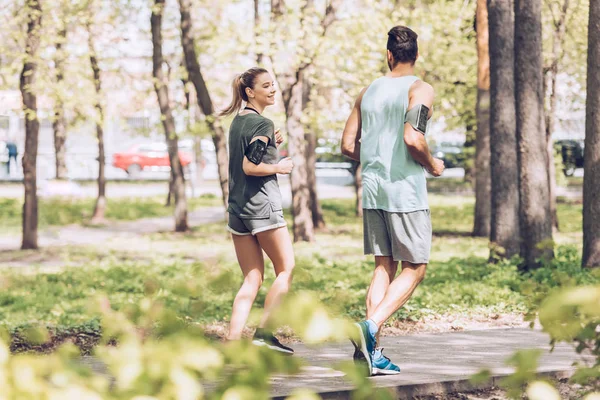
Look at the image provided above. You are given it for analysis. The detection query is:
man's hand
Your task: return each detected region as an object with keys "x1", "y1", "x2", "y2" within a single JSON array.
[
  {"x1": 275, "y1": 129, "x2": 284, "y2": 147},
  {"x1": 427, "y1": 158, "x2": 445, "y2": 177},
  {"x1": 277, "y1": 157, "x2": 294, "y2": 174}
]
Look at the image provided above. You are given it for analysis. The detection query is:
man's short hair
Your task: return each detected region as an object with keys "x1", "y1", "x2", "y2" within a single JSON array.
[{"x1": 387, "y1": 26, "x2": 419, "y2": 65}]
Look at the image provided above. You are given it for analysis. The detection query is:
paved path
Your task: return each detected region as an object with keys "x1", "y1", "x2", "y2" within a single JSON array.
[
  {"x1": 0, "y1": 181, "x2": 355, "y2": 253},
  {"x1": 79, "y1": 328, "x2": 590, "y2": 399},
  {"x1": 269, "y1": 328, "x2": 589, "y2": 398},
  {"x1": 0, "y1": 207, "x2": 226, "y2": 252}
]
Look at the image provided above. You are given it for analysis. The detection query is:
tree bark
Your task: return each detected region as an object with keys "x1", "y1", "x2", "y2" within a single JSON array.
[
  {"x1": 463, "y1": 126, "x2": 476, "y2": 185},
  {"x1": 306, "y1": 128, "x2": 325, "y2": 229},
  {"x1": 488, "y1": 0, "x2": 520, "y2": 260},
  {"x1": 53, "y1": 28, "x2": 67, "y2": 180},
  {"x1": 473, "y1": 0, "x2": 491, "y2": 237},
  {"x1": 350, "y1": 160, "x2": 363, "y2": 217},
  {"x1": 20, "y1": 0, "x2": 42, "y2": 250},
  {"x1": 152, "y1": 0, "x2": 188, "y2": 232},
  {"x1": 514, "y1": 0, "x2": 554, "y2": 269},
  {"x1": 545, "y1": 0, "x2": 570, "y2": 232},
  {"x1": 302, "y1": 68, "x2": 325, "y2": 230},
  {"x1": 255, "y1": 0, "x2": 264, "y2": 65},
  {"x1": 582, "y1": 0, "x2": 600, "y2": 268},
  {"x1": 88, "y1": 26, "x2": 107, "y2": 224},
  {"x1": 282, "y1": 73, "x2": 314, "y2": 242},
  {"x1": 178, "y1": 0, "x2": 228, "y2": 208}
]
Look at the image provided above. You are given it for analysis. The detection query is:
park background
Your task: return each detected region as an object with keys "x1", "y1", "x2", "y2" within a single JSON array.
[{"x1": 0, "y1": 0, "x2": 598, "y2": 399}]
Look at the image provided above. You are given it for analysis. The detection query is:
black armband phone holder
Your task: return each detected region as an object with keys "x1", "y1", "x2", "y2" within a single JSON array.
[{"x1": 245, "y1": 139, "x2": 268, "y2": 165}]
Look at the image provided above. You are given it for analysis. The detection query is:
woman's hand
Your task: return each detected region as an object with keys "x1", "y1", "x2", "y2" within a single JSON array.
[
  {"x1": 277, "y1": 157, "x2": 294, "y2": 174},
  {"x1": 275, "y1": 129, "x2": 284, "y2": 147}
]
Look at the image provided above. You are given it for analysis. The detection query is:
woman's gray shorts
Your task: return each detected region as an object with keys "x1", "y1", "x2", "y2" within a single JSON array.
[
  {"x1": 363, "y1": 208, "x2": 432, "y2": 264},
  {"x1": 227, "y1": 209, "x2": 287, "y2": 236}
]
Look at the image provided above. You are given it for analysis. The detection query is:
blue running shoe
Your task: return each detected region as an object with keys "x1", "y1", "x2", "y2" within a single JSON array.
[
  {"x1": 350, "y1": 321, "x2": 376, "y2": 376},
  {"x1": 371, "y1": 348, "x2": 401, "y2": 375}
]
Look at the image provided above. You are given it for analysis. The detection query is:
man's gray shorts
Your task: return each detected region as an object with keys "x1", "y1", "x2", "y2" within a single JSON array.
[
  {"x1": 227, "y1": 210, "x2": 287, "y2": 236},
  {"x1": 363, "y1": 209, "x2": 432, "y2": 264}
]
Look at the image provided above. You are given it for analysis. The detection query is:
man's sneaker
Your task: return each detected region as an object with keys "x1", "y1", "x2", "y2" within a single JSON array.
[
  {"x1": 252, "y1": 328, "x2": 294, "y2": 355},
  {"x1": 350, "y1": 321, "x2": 376, "y2": 376},
  {"x1": 371, "y1": 348, "x2": 401, "y2": 375}
]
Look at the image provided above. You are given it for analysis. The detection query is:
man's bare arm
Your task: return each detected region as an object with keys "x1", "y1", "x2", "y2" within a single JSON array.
[
  {"x1": 404, "y1": 81, "x2": 444, "y2": 176},
  {"x1": 341, "y1": 87, "x2": 368, "y2": 162}
]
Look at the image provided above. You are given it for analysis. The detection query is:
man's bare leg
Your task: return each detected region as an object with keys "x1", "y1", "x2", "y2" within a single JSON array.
[
  {"x1": 368, "y1": 261, "x2": 427, "y2": 329},
  {"x1": 366, "y1": 256, "x2": 398, "y2": 345}
]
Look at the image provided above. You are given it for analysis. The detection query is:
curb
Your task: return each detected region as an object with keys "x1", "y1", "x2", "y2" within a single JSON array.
[{"x1": 272, "y1": 369, "x2": 574, "y2": 399}]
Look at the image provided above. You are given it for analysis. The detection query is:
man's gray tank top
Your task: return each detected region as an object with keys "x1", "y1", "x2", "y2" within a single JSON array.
[
  {"x1": 227, "y1": 113, "x2": 283, "y2": 219},
  {"x1": 360, "y1": 76, "x2": 429, "y2": 212}
]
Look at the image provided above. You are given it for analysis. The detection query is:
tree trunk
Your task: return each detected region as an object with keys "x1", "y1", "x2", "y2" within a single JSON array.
[
  {"x1": 545, "y1": 0, "x2": 570, "y2": 232},
  {"x1": 351, "y1": 160, "x2": 363, "y2": 217},
  {"x1": 282, "y1": 75, "x2": 314, "y2": 242},
  {"x1": 255, "y1": 0, "x2": 263, "y2": 65},
  {"x1": 463, "y1": 126, "x2": 476, "y2": 185},
  {"x1": 20, "y1": 0, "x2": 42, "y2": 250},
  {"x1": 302, "y1": 70, "x2": 325, "y2": 230},
  {"x1": 306, "y1": 130, "x2": 325, "y2": 229},
  {"x1": 152, "y1": 0, "x2": 188, "y2": 232},
  {"x1": 88, "y1": 28, "x2": 107, "y2": 223},
  {"x1": 582, "y1": 0, "x2": 600, "y2": 268},
  {"x1": 514, "y1": 0, "x2": 554, "y2": 269},
  {"x1": 166, "y1": 170, "x2": 174, "y2": 207},
  {"x1": 473, "y1": 0, "x2": 491, "y2": 237},
  {"x1": 53, "y1": 28, "x2": 67, "y2": 180},
  {"x1": 488, "y1": 0, "x2": 520, "y2": 260},
  {"x1": 269, "y1": 0, "x2": 340, "y2": 242},
  {"x1": 178, "y1": 0, "x2": 228, "y2": 207}
]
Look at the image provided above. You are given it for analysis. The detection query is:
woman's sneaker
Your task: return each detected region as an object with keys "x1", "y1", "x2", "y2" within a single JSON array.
[
  {"x1": 371, "y1": 348, "x2": 401, "y2": 375},
  {"x1": 252, "y1": 328, "x2": 294, "y2": 355}
]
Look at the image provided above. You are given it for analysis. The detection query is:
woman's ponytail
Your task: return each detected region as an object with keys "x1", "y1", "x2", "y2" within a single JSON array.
[{"x1": 219, "y1": 75, "x2": 245, "y2": 117}]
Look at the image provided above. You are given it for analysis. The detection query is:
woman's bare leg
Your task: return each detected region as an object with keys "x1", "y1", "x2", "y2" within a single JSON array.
[
  {"x1": 255, "y1": 226, "x2": 295, "y2": 328},
  {"x1": 227, "y1": 234, "x2": 265, "y2": 340}
]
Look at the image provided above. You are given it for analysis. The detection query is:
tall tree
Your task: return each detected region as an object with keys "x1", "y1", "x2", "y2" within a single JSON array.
[
  {"x1": 488, "y1": 0, "x2": 520, "y2": 260},
  {"x1": 152, "y1": 0, "x2": 188, "y2": 232},
  {"x1": 514, "y1": 0, "x2": 554, "y2": 268},
  {"x1": 20, "y1": 0, "x2": 43, "y2": 250},
  {"x1": 52, "y1": 25, "x2": 68, "y2": 180},
  {"x1": 544, "y1": 0, "x2": 572, "y2": 231},
  {"x1": 302, "y1": 51, "x2": 325, "y2": 230},
  {"x1": 473, "y1": 0, "x2": 491, "y2": 237},
  {"x1": 582, "y1": 0, "x2": 600, "y2": 268},
  {"x1": 178, "y1": 0, "x2": 229, "y2": 208},
  {"x1": 271, "y1": 0, "x2": 341, "y2": 242},
  {"x1": 87, "y1": 20, "x2": 107, "y2": 223}
]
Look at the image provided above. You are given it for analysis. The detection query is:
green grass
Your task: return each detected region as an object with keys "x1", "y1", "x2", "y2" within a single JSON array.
[
  {"x1": 0, "y1": 194, "x2": 597, "y2": 352},
  {"x1": 426, "y1": 177, "x2": 473, "y2": 193},
  {"x1": 0, "y1": 194, "x2": 221, "y2": 230}
]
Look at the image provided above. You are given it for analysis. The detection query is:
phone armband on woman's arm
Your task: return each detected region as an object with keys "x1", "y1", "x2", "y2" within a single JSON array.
[{"x1": 245, "y1": 139, "x2": 268, "y2": 165}]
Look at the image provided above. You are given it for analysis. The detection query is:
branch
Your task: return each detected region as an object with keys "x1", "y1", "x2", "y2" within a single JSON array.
[{"x1": 297, "y1": 0, "x2": 342, "y2": 72}]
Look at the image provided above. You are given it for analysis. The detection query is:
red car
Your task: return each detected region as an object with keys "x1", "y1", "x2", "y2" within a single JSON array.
[{"x1": 112, "y1": 143, "x2": 193, "y2": 177}]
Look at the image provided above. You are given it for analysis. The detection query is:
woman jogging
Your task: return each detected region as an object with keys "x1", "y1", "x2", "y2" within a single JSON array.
[{"x1": 220, "y1": 67, "x2": 295, "y2": 354}]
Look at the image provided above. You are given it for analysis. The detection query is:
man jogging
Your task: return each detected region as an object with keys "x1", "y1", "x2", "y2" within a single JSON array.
[{"x1": 341, "y1": 25, "x2": 445, "y2": 376}]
